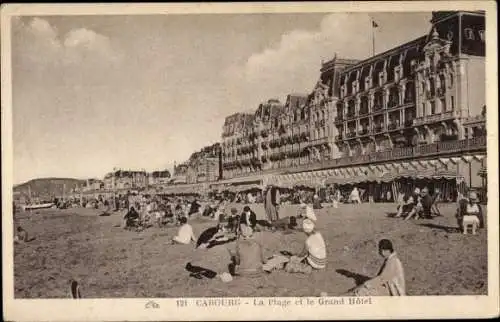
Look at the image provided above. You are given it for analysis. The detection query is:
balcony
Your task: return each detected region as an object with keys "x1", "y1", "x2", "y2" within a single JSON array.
[
  {"x1": 387, "y1": 100, "x2": 399, "y2": 110},
  {"x1": 404, "y1": 119, "x2": 415, "y2": 127},
  {"x1": 414, "y1": 111, "x2": 454, "y2": 126},
  {"x1": 358, "y1": 128, "x2": 370, "y2": 136},
  {"x1": 359, "y1": 109, "x2": 369, "y2": 116},
  {"x1": 373, "y1": 125, "x2": 384, "y2": 134},
  {"x1": 346, "y1": 111, "x2": 356, "y2": 120},
  {"x1": 224, "y1": 136, "x2": 486, "y2": 181}
]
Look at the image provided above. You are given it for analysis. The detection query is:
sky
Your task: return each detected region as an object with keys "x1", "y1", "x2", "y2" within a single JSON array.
[{"x1": 11, "y1": 12, "x2": 432, "y2": 184}]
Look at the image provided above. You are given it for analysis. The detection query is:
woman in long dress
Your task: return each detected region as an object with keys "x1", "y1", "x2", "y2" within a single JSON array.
[{"x1": 264, "y1": 185, "x2": 280, "y2": 222}]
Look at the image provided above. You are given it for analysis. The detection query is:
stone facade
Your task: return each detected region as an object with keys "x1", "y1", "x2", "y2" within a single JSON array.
[
  {"x1": 333, "y1": 11, "x2": 485, "y2": 157},
  {"x1": 103, "y1": 170, "x2": 148, "y2": 190},
  {"x1": 220, "y1": 10, "x2": 485, "y2": 180}
]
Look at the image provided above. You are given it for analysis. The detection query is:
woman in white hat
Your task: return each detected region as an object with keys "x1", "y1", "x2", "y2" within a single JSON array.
[{"x1": 285, "y1": 219, "x2": 326, "y2": 274}]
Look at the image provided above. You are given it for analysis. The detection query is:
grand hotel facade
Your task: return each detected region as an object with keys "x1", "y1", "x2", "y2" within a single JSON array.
[{"x1": 219, "y1": 11, "x2": 486, "y2": 190}]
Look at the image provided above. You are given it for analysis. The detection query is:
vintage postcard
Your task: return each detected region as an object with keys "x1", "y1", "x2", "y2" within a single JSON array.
[{"x1": 1, "y1": 1, "x2": 498, "y2": 321}]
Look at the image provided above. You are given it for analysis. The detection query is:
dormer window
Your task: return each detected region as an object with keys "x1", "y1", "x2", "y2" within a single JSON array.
[{"x1": 464, "y1": 28, "x2": 475, "y2": 40}]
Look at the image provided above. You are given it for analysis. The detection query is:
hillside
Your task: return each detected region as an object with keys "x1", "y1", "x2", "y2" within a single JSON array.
[{"x1": 13, "y1": 178, "x2": 87, "y2": 199}]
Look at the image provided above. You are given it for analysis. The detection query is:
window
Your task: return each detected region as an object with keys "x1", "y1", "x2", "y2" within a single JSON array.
[
  {"x1": 430, "y1": 101, "x2": 436, "y2": 115},
  {"x1": 478, "y1": 30, "x2": 485, "y2": 42},
  {"x1": 422, "y1": 103, "x2": 426, "y2": 116},
  {"x1": 440, "y1": 98, "x2": 446, "y2": 113},
  {"x1": 464, "y1": 28, "x2": 475, "y2": 40},
  {"x1": 451, "y1": 96, "x2": 455, "y2": 110}
]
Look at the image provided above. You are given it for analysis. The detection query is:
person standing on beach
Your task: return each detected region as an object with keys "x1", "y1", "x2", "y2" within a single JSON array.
[{"x1": 264, "y1": 185, "x2": 280, "y2": 223}]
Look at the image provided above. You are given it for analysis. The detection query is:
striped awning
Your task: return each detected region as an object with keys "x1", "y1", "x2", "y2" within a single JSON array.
[
  {"x1": 224, "y1": 183, "x2": 262, "y2": 193},
  {"x1": 325, "y1": 174, "x2": 380, "y2": 185},
  {"x1": 271, "y1": 173, "x2": 326, "y2": 189},
  {"x1": 160, "y1": 183, "x2": 206, "y2": 195}
]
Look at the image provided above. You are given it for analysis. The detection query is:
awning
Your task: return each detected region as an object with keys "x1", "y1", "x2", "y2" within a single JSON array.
[
  {"x1": 224, "y1": 183, "x2": 262, "y2": 193},
  {"x1": 325, "y1": 174, "x2": 380, "y2": 185},
  {"x1": 160, "y1": 183, "x2": 206, "y2": 195}
]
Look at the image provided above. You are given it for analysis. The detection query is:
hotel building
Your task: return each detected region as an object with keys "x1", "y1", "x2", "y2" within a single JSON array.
[{"x1": 218, "y1": 10, "x2": 486, "y2": 190}]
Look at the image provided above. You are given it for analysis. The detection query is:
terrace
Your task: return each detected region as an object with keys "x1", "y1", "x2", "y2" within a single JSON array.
[{"x1": 228, "y1": 136, "x2": 487, "y2": 179}]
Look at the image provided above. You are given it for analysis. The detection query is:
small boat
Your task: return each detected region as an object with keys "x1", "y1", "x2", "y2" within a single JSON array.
[{"x1": 22, "y1": 203, "x2": 56, "y2": 211}]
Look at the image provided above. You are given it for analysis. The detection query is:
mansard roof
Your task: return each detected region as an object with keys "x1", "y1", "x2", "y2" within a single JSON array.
[{"x1": 341, "y1": 36, "x2": 427, "y2": 75}]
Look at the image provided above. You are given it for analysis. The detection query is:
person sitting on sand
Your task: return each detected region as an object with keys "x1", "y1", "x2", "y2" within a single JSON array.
[
  {"x1": 417, "y1": 187, "x2": 434, "y2": 219},
  {"x1": 404, "y1": 188, "x2": 426, "y2": 220},
  {"x1": 240, "y1": 206, "x2": 257, "y2": 230},
  {"x1": 188, "y1": 199, "x2": 202, "y2": 217},
  {"x1": 395, "y1": 188, "x2": 419, "y2": 218},
  {"x1": 14, "y1": 227, "x2": 29, "y2": 243},
  {"x1": 172, "y1": 217, "x2": 196, "y2": 245},
  {"x1": 298, "y1": 203, "x2": 317, "y2": 222},
  {"x1": 229, "y1": 226, "x2": 265, "y2": 277},
  {"x1": 457, "y1": 191, "x2": 484, "y2": 232},
  {"x1": 123, "y1": 207, "x2": 140, "y2": 229},
  {"x1": 312, "y1": 194, "x2": 323, "y2": 209},
  {"x1": 271, "y1": 216, "x2": 298, "y2": 232},
  {"x1": 285, "y1": 219, "x2": 326, "y2": 274},
  {"x1": 354, "y1": 239, "x2": 405, "y2": 296}
]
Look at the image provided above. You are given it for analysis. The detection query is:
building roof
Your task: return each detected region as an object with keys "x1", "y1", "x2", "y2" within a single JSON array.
[{"x1": 341, "y1": 36, "x2": 427, "y2": 74}]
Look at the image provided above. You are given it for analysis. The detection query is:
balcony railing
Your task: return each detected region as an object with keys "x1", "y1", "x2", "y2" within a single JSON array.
[
  {"x1": 358, "y1": 128, "x2": 369, "y2": 136},
  {"x1": 227, "y1": 136, "x2": 487, "y2": 180},
  {"x1": 373, "y1": 125, "x2": 384, "y2": 133},
  {"x1": 387, "y1": 123, "x2": 399, "y2": 130},
  {"x1": 414, "y1": 111, "x2": 454, "y2": 126},
  {"x1": 346, "y1": 132, "x2": 356, "y2": 138},
  {"x1": 359, "y1": 109, "x2": 369, "y2": 116},
  {"x1": 346, "y1": 111, "x2": 356, "y2": 119}
]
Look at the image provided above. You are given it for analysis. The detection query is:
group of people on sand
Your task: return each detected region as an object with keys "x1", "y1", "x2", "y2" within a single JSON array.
[
  {"x1": 166, "y1": 200, "x2": 407, "y2": 296},
  {"x1": 173, "y1": 201, "x2": 327, "y2": 277},
  {"x1": 394, "y1": 187, "x2": 485, "y2": 234}
]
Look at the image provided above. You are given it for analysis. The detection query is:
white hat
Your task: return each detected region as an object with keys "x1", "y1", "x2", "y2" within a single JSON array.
[
  {"x1": 302, "y1": 219, "x2": 315, "y2": 233},
  {"x1": 305, "y1": 206, "x2": 317, "y2": 221},
  {"x1": 414, "y1": 188, "x2": 421, "y2": 194},
  {"x1": 469, "y1": 191, "x2": 479, "y2": 202}
]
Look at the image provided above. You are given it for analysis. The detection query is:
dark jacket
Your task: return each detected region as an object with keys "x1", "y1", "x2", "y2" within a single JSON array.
[
  {"x1": 268, "y1": 187, "x2": 279, "y2": 206},
  {"x1": 240, "y1": 210, "x2": 257, "y2": 228}
]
